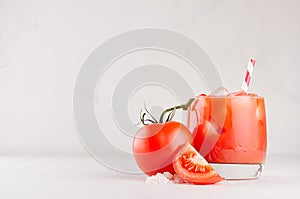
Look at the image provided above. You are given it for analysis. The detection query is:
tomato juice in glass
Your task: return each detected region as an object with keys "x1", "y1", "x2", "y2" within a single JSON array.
[{"x1": 187, "y1": 92, "x2": 267, "y2": 179}]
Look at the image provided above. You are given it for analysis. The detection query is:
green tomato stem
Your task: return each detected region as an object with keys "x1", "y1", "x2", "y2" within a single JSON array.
[{"x1": 159, "y1": 98, "x2": 194, "y2": 123}]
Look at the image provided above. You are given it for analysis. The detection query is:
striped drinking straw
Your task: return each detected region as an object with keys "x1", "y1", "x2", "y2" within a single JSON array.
[{"x1": 241, "y1": 59, "x2": 256, "y2": 93}]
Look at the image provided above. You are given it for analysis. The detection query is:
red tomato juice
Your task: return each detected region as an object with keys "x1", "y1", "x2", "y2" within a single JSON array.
[{"x1": 187, "y1": 93, "x2": 267, "y2": 164}]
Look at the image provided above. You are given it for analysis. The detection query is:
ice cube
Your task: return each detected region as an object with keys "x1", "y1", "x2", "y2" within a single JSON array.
[
  {"x1": 211, "y1": 87, "x2": 230, "y2": 96},
  {"x1": 247, "y1": 93, "x2": 259, "y2": 97},
  {"x1": 227, "y1": 91, "x2": 259, "y2": 97},
  {"x1": 227, "y1": 91, "x2": 246, "y2": 97}
]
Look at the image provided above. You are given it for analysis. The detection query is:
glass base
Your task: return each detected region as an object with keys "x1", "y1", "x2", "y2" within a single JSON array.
[{"x1": 210, "y1": 163, "x2": 264, "y2": 180}]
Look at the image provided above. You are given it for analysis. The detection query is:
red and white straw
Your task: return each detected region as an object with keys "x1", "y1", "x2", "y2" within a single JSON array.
[{"x1": 241, "y1": 59, "x2": 256, "y2": 93}]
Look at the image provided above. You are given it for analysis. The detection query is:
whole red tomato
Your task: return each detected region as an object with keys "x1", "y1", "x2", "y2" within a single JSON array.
[{"x1": 132, "y1": 121, "x2": 193, "y2": 176}]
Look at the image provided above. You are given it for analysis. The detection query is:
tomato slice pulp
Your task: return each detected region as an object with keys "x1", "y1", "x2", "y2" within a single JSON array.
[{"x1": 173, "y1": 143, "x2": 224, "y2": 184}]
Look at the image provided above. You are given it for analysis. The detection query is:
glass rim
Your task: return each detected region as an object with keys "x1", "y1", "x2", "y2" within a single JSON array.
[{"x1": 195, "y1": 95, "x2": 265, "y2": 100}]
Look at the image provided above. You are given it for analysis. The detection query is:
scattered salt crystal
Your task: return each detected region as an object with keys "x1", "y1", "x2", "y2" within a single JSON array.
[
  {"x1": 162, "y1": 172, "x2": 173, "y2": 180},
  {"x1": 173, "y1": 174, "x2": 190, "y2": 184},
  {"x1": 145, "y1": 172, "x2": 190, "y2": 184},
  {"x1": 145, "y1": 173, "x2": 174, "y2": 184}
]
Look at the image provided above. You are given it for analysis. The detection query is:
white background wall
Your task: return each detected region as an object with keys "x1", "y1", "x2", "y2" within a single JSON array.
[{"x1": 0, "y1": 0, "x2": 299, "y2": 155}]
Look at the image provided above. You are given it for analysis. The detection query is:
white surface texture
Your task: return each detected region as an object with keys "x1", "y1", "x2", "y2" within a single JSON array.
[
  {"x1": 0, "y1": 0, "x2": 300, "y2": 155},
  {"x1": 0, "y1": 154, "x2": 299, "y2": 199},
  {"x1": 1, "y1": 1, "x2": 300, "y2": 198}
]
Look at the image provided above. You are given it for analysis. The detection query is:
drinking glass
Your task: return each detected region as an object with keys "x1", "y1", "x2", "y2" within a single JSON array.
[{"x1": 187, "y1": 94, "x2": 267, "y2": 179}]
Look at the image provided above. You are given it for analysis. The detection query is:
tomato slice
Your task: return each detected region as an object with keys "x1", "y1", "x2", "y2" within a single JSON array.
[
  {"x1": 192, "y1": 120, "x2": 220, "y2": 156},
  {"x1": 173, "y1": 143, "x2": 224, "y2": 185}
]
